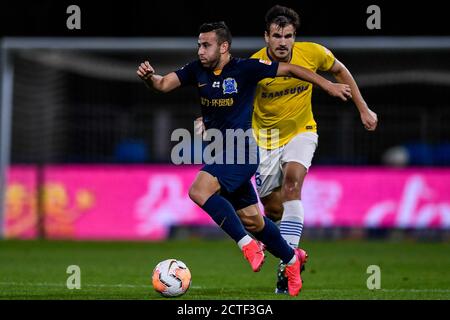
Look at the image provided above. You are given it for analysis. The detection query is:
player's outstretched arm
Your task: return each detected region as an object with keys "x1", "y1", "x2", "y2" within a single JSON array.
[
  {"x1": 137, "y1": 61, "x2": 181, "y2": 93},
  {"x1": 277, "y1": 62, "x2": 352, "y2": 102},
  {"x1": 329, "y1": 59, "x2": 378, "y2": 131}
]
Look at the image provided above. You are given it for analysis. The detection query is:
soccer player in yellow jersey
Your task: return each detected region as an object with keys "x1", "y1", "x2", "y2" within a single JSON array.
[{"x1": 252, "y1": 5, "x2": 378, "y2": 294}]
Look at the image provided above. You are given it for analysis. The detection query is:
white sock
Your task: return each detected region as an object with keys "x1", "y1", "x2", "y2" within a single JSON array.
[
  {"x1": 280, "y1": 200, "x2": 304, "y2": 249},
  {"x1": 237, "y1": 235, "x2": 253, "y2": 250},
  {"x1": 287, "y1": 254, "x2": 297, "y2": 265}
]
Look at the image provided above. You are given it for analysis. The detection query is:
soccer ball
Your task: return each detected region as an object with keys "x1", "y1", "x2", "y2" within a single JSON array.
[{"x1": 152, "y1": 259, "x2": 191, "y2": 297}]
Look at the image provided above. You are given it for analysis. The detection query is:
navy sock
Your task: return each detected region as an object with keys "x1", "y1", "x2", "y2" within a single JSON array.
[
  {"x1": 201, "y1": 194, "x2": 248, "y2": 243},
  {"x1": 254, "y1": 216, "x2": 295, "y2": 264}
]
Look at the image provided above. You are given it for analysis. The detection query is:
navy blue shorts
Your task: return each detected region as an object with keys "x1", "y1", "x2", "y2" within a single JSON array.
[
  {"x1": 201, "y1": 163, "x2": 259, "y2": 210},
  {"x1": 220, "y1": 180, "x2": 259, "y2": 211}
]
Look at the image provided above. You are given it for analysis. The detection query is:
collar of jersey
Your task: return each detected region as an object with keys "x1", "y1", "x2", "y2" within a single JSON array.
[{"x1": 212, "y1": 57, "x2": 236, "y2": 76}]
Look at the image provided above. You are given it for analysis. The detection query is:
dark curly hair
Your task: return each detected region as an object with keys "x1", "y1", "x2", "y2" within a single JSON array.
[
  {"x1": 265, "y1": 5, "x2": 300, "y2": 32},
  {"x1": 198, "y1": 21, "x2": 232, "y2": 46}
]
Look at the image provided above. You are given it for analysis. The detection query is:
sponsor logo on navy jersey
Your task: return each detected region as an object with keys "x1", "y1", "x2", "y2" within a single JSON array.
[{"x1": 222, "y1": 78, "x2": 238, "y2": 94}]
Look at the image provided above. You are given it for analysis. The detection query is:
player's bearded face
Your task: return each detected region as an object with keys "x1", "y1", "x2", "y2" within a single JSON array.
[
  {"x1": 265, "y1": 24, "x2": 296, "y2": 62},
  {"x1": 198, "y1": 32, "x2": 221, "y2": 68}
]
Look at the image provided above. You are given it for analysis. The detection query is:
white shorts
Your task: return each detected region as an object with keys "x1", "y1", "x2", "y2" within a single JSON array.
[{"x1": 256, "y1": 132, "x2": 318, "y2": 198}]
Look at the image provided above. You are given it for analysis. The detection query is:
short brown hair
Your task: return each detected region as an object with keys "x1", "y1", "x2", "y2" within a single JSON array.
[{"x1": 265, "y1": 5, "x2": 300, "y2": 32}]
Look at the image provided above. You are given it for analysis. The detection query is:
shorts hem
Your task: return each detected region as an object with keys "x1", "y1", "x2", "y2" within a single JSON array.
[
  {"x1": 200, "y1": 168, "x2": 233, "y2": 193},
  {"x1": 257, "y1": 184, "x2": 281, "y2": 199},
  {"x1": 281, "y1": 159, "x2": 311, "y2": 172},
  {"x1": 233, "y1": 200, "x2": 259, "y2": 211}
]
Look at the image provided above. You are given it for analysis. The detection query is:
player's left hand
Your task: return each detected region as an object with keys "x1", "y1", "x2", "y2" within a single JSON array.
[
  {"x1": 194, "y1": 117, "x2": 207, "y2": 139},
  {"x1": 360, "y1": 108, "x2": 378, "y2": 131}
]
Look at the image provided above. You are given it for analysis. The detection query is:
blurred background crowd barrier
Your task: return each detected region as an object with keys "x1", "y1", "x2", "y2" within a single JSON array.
[
  {"x1": 4, "y1": 165, "x2": 450, "y2": 240},
  {"x1": 1, "y1": 37, "x2": 450, "y2": 240}
]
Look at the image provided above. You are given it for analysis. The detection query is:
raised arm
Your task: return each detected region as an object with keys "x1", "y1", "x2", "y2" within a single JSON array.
[
  {"x1": 137, "y1": 61, "x2": 181, "y2": 93},
  {"x1": 277, "y1": 62, "x2": 352, "y2": 101},
  {"x1": 329, "y1": 58, "x2": 378, "y2": 131}
]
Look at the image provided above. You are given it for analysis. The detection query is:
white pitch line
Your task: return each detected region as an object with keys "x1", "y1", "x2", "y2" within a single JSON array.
[
  {"x1": 305, "y1": 288, "x2": 450, "y2": 293},
  {"x1": 0, "y1": 282, "x2": 202, "y2": 289},
  {"x1": 0, "y1": 282, "x2": 146, "y2": 288},
  {"x1": 0, "y1": 282, "x2": 447, "y2": 293}
]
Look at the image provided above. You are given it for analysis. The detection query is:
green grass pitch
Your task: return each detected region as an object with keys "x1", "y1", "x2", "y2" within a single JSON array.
[{"x1": 0, "y1": 239, "x2": 449, "y2": 299}]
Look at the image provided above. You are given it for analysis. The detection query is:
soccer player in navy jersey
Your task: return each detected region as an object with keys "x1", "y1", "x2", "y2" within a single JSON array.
[{"x1": 137, "y1": 21, "x2": 351, "y2": 296}]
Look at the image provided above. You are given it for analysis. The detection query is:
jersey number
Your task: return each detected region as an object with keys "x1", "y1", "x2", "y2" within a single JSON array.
[{"x1": 255, "y1": 172, "x2": 262, "y2": 187}]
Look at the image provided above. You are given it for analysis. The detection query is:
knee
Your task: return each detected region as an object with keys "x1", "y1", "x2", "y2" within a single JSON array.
[
  {"x1": 241, "y1": 215, "x2": 264, "y2": 233},
  {"x1": 188, "y1": 185, "x2": 206, "y2": 206},
  {"x1": 281, "y1": 179, "x2": 301, "y2": 201},
  {"x1": 263, "y1": 203, "x2": 284, "y2": 222},
  {"x1": 188, "y1": 172, "x2": 221, "y2": 206}
]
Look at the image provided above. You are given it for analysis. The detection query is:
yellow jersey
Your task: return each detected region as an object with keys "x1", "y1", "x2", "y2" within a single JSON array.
[{"x1": 251, "y1": 42, "x2": 335, "y2": 149}]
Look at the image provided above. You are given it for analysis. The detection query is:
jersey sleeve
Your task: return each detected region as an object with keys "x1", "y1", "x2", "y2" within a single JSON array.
[
  {"x1": 174, "y1": 61, "x2": 198, "y2": 86},
  {"x1": 243, "y1": 58, "x2": 279, "y2": 82},
  {"x1": 313, "y1": 43, "x2": 336, "y2": 71}
]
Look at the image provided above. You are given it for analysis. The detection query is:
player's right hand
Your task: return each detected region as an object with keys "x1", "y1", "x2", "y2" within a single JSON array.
[
  {"x1": 326, "y1": 82, "x2": 352, "y2": 101},
  {"x1": 137, "y1": 61, "x2": 154, "y2": 80}
]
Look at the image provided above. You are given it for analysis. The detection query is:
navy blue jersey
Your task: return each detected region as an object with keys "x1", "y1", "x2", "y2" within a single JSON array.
[{"x1": 175, "y1": 58, "x2": 279, "y2": 134}]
